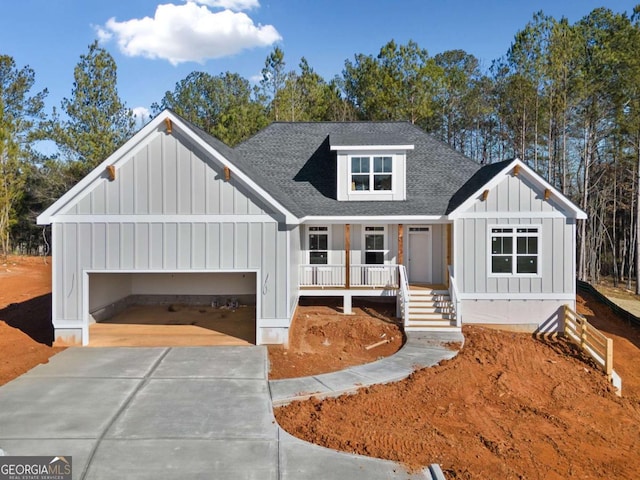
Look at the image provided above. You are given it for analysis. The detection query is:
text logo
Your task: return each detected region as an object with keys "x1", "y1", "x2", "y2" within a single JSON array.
[{"x1": 0, "y1": 456, "x2": 72, "y2": 480}]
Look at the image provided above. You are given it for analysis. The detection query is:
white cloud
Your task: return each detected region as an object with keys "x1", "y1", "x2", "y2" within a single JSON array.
[
  {"x1": 132, "y1": 106, "x2": 150, "y2": 120},
  {"x1": 132, "y1": 106, "x2": 151, "y2": 127},
  {"x1": 192, "y1": 0, "x2": 259, "y2": 11},
  {"x1": 97, "y1": 2, "x2": 281, "y2": 65},
  {"x1": 95, "y1": 26, "x2": 112, "y2": 42}
]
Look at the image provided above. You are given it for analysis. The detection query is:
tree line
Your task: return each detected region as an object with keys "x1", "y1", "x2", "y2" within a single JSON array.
[{"x1": 2, "y1": 6, "x2": 639, "y2": 291}]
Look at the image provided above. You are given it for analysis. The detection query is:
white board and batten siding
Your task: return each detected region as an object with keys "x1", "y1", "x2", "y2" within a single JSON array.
[
  {"x1": 52, "y1": 129, "x2": 292, "y2": 345},
  {"x1": 453, "y1": 170, "x2": 578, "y2": 332}
]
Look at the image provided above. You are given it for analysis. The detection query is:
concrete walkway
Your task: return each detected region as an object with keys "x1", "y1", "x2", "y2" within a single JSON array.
[
  {"x1": 0, "y1": 333, "x2": 462, "y2": 480},
  {"x1": 271, "y1": 331, "x2": 463, "y2": 405}
]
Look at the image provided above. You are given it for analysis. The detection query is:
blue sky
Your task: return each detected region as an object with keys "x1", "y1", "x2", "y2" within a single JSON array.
[{"x1": 1, "y1": 0, "x2": 637, "y2": 124}]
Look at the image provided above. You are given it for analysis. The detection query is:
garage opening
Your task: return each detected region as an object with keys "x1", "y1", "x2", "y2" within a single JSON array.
[{"x1": 87, "y1": 272, "x2": 257, "y2": 346}]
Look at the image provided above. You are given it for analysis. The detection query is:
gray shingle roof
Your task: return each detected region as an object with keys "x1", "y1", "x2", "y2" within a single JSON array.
[
  {"x1": 233, "y1": 122, "x2": 481, "y2": 218},
  {"x1": 174, "y1": 112, "x2": 242, "y2": 165},
  {"x1": 329, "y1": 132, "x2": 412, "y2": 147},
  {"x1": 171, "y1": 112, "x2": 483, "y2": 218}
]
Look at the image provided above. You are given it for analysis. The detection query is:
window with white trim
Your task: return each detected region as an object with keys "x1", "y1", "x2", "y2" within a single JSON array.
[
  {"x1": 350, "y1": 156, "x2": 393, "y2": 192},
  {"x1": 490, "y1": 226, "x2": 539, "y2": 275},
  {"x1": 308, "y1": 226, "x2": 329, "y2": 265},
  {"x1": 364, "y1": 226, "x2": 386, "y2": 264}
]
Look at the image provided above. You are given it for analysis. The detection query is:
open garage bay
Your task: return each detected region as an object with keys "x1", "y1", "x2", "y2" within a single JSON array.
[{"x1": 88, "y1": 272, "x2": 257, "y2": 346}]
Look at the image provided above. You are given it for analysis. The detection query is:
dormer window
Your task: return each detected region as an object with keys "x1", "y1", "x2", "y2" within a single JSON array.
[
  {"x1": 330, "y1": 133, "x2": 413, "y2": 202},
  {"x1": 351, "y1": 156, "x2": 393, "y2": 191}
]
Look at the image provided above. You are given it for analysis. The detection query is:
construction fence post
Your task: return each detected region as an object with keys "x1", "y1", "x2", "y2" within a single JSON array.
[
  {"x1": 580, "y1": 319, "x2": 587, "y2": 350},
  {"x1": 606, "y1": 337, "x2": 613, "y2": 378}
]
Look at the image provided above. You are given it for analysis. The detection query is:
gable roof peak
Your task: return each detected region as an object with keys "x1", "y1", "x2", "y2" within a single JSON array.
[
  {"x1": 447, "y1": 157, "x2": 586, "y2": 219},
  {"x1": 37, "y1": 109, "x2": 299, "y2": 225}
]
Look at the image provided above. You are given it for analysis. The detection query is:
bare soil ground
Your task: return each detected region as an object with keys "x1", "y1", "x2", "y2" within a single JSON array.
[
  {"x1": 276, "y1": 321, "x2": 640, "y2": 478},
  {"x1": 594, "y1": 277, "x2": 638, "y2": 301},
  {"x1": 268, "y1": 298, "x2": 404, "y2": 379},
  {"x1": 0, "y1": 256, "x2": 64, "y2": 386},
  {"x1": 276, "y1": 293, "x2": 640, "y2": 478},
  {"x1": 2, "y1": 257, "x2": 640, "y2": 478},
  {"x1": 578, "y1": 292, "x2": 640, "y2": 399}
]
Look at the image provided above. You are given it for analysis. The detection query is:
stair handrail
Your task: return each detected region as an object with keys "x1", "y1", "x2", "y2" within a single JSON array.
[
  {"x1": 398, "y1": 265, "x2": 410, "y2": 324},
  {"x1": 448, "y1": 265, "x2": 462, "y2": 327}
]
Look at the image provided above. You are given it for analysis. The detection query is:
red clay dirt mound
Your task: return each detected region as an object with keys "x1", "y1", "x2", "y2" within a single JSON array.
[
  {"x1": 1, "y1": 293, "x2": 55, "y2": 346},
  {"x1": 268, "y1": 298, "x2": 403, "y2": 379},
  {"x1": 275, "y1": 325, "x2": 640, "y2": 479},
  {"x1": 0, "y1": 256, "x2": 54, "y2": 345},
  {"x1": 0, "y1": 321, "x2": 64, "y2": 386},
  {"x1": 0, "y1": 256, "x2": 63, "y2": 385},
  {"x1": 577, "y1": 291, "x2": 640, "y2": 399},
  {"x1": 0, "y1": 256, "x2": 52, "y2": 309}
]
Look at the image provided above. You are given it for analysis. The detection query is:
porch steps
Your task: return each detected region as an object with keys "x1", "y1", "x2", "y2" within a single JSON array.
[{"x1": 404, "y1": 288, "x2": 460, "y2": 332}]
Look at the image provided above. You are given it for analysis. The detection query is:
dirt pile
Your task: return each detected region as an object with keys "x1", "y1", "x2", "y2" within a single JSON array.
[
  {"x1": 577, "y1": 291, "x2": 640, "y2": 399},
  {"x1": 0, "y1": 321, "x2": 64, "y2": 386},
  {"x1": 275, "y1": 325, "x2": 640, "y2": 479},
  {"x1": 0, "y1": 256, "x2": 52, "y2": 310},
  {"x1": 0, "y1": 256, "x2": 63, "y2": 385},
  {"x1": 268, "y1": 299, "x2": 403, "y2": 379},
  {"x1": 0, "y1": 256, "x2": 54, "y2": 344}
]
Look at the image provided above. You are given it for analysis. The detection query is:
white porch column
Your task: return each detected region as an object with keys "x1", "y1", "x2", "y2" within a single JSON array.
[
  {"x1": 343, "y1": 293, "x2": 352, "y2": 315},
  {"x1": 345, "y1": 224, "x2": 350, "y2": 289}
]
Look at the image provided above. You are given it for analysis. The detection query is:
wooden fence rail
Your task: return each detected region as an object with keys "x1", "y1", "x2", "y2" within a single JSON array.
[{"x1": 563, "y1": 305, "x2": 614, "y2": 379}]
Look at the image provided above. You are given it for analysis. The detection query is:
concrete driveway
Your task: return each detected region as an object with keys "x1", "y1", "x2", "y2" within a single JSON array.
[{"x1": 0, "y1": 345, "x2": 446, "y2": 480}]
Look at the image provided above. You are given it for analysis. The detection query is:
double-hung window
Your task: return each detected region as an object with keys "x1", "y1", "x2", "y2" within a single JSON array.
[
  {"x1": 490, "y1": 226, "x2": 540, "y2": 275},
  {"x1": 364, "y1": 226, "x2": 386, "y2": 264},
  {"x1": 351, "y1": 156, "x2": 393, "y2": 191},
  {"x1": 308, "y1": 226, "x2": 329, "y2": 264}
]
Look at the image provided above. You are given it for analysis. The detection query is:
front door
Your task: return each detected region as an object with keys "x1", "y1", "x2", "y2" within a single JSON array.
[{"x1": 408, "y1": 226, "x2": 432, "y2": 284}]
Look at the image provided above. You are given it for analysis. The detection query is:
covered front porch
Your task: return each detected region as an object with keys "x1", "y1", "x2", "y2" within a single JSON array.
[
  {"x1": 295, "y1": 222, "x2": 459, "y2": 329},
  {"x1": 297, "y1": 222, "x2": 451, "y2": 289}
]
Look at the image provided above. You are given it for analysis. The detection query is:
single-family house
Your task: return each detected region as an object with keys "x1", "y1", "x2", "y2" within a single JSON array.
[{"x1": 37, "y1": 110, "x2": 586, "y2": 345}]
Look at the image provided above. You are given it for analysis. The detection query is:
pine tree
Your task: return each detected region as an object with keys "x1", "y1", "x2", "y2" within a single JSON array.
[
  {"x1": 47, "y1": 41, "x2": 135, "y2": 179},
  {"x1": 0, "y1": 55, "x2": 46, "y2": 256}
]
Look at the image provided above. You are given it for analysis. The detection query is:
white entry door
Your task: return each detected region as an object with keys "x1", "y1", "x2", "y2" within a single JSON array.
[{"x1": 408, "y1": 227, "x2": 432, "y2": 284}]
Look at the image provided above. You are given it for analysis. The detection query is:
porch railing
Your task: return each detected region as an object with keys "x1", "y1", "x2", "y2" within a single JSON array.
[
  {"x1": 397, "y1": 265, "x2": 410, "y2": 323},
  {"x1": 448, "y1": 265, "x2": 462, "y2": 327},
  {"x1": 563, "y1": 305, "x2": 621, "y2": 394},
  {"x1": 299, "y1": 264, "x2": 399, "y2": 288}
]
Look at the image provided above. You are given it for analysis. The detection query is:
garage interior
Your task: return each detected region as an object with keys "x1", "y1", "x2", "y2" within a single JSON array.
[{"x1": 87, "y1": 272, "x2": 257, "y2": 347}]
